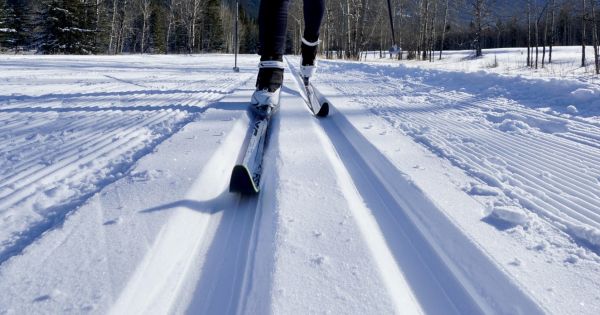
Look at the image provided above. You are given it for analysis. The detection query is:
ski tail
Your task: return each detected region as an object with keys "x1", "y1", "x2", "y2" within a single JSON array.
[
  {"x1": 301, "y1": 75, "x2": 329, "y2": 117},
  {"x1": 230, "y1": 165, "x2": 259, "y2": 194}
]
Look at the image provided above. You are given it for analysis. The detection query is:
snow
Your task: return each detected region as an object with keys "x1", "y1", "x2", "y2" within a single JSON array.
[
  {"x1": 1, "y1": 48, "x2": 600, "y2": 314},
  {"x1": 364, "y1": 46, "x2": 600, "y2": 85},
  {"x1": 571, "y1": 88, "x2": 597, "y2": 101},
  {"x1": 488, "y1": 206, "x2": 530, "y2": 226}
]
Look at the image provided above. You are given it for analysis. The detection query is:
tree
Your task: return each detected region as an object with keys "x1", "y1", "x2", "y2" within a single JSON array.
[
  {"x1": 591, "y1": 0, "x2": 599, "y2": 74},
  {"x1": 202, "y1": 0, "x2": 224, "y2": 51},
  {"x1": 582, "y1": 0, "x2": 587, "y2": 67},
  {"x1": 472, "y1": 0, "x2": 485, "y2": 57},
  {"x1": 5, "y1": 0, "x2": 31, "y2": 50},
  {"x1": 149, "y1": 0, "x2": 167, "y2": 53},
  {"x1": 139, "y1": 0, "x2": 151, "y2": 52},
  {"x1": 0, "y1": 0, "x2": 17, "y2": 50},
  {"x1": 439, "y1": 0, "x2": 449, "y2": 59},
  {"x1": 36, "y1": 0, "x2": 96, "y2": 54}
]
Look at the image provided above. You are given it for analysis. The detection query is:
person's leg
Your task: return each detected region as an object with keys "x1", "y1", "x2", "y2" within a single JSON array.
[
  {"x1": 258, "y1": 0, "x2": 291, "y2": 61},
  {"x1": 302, "y1": 0, "x2": 325, "y2": 44},
  {"x1": 301, "y1": 0, "x2": 325, "y2": 67},
  {"x1": 252, "y1": 0, "x2": 291, "y2": 116}
]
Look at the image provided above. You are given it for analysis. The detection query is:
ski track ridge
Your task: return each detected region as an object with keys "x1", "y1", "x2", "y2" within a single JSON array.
[
  {"x1": 321, "y1": 69, "x2": 600, "y2": 251},
  {"x1": 287, "y1": 60, "x2": 544, "y2": 313},
  {"x1": 0, "y1": 70, "x2": 253, "y2": 266}
]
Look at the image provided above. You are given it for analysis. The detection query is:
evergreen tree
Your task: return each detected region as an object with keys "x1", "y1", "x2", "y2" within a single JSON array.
[
  {"x1": 0, "y1": 0, "x2": 30, "y2": 51},
  {"x1": 149, "y1": 0, "x2": 166, "y2": 53},
  {"x1": 202, "y1": 0, "x2": 224, "y2": 52},
  {"x1": 9, "y1": 0, "x2": 32, "y2": 50},
  {"x1": 0, "y1": 0, "x2": 17, "y2": 50},
  {"x1": 239, "y1": 4, "x2": 257, "y2": 54},
  {"x1": 35, "y1": 0, "x2": 96, "y2": 54}
]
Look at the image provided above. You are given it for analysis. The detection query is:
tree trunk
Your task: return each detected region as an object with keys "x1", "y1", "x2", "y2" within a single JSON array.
[
  {"x1": 582, "y1": 0, "x2": 587, "y2": 67},
  {"x1": 166, "y1": 1, "x2": 175, "y2": 54},
  {"x1": 549, "y1": 0, "x2": 555, "y2": 63},
  {"x1": 141, "y1": 0, "x2": 151, "y2": 53},
  {"x1": 429, "y1": 0, "x2": 437, "y2": 62},
  {"x1": 591, "y1": 0, "x2": 599, "y2": 74},
  {"x1": 542, "y1": 8, "x2": 548, "y2": 68},
  {"x1": 527, "y1": 1, "x2": 531, "y2": 67},
  {"x1": 535, "y1": 7, "x2": 539, "y2": 69},
  {"x1": 422, "y1": 0, "x2": 429, "y2": 60},
  {"x1": 474, "y1": 0, "x2": 484, "y2": 57},
  {"x1": 109, "y1": 0, "x2": 118, "y2": 54},
  {"x1": 439, "y1": 0, "x2": 449, "y2": 60}
]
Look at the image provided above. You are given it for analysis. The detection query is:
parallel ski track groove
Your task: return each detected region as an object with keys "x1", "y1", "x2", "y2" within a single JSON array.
[
  {"x1": 286, "y1": 62, "x2": 488, "y2": 313},
  {"x1": 324, "y1": 77, "x2": 600, "y2": 248},
  {"x1": 373, "y1": 68, "x2": 600, "y2": 145},
  {"x1": 0, "y1": 110, "x2": 175, "y2": 200},
  {"x1": 0, "y1": 114, "x2": 134, "y2": 182},
  {"x1": 305, "y1": 95, "x2": 544, "y2": 314},
  {"x1": 346, "y1": 87, "x2": 600, "y2": 200},
  {"x1": 378, "y1": 97, "x2": 600, "y2": 230},
  {"x1": 0, "y1": 64, "x2": 253, "y2": 267}
]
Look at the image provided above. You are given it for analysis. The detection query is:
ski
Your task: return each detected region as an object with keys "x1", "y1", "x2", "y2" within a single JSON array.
[
  {"x1": 229, "y1": 112, "x2": 271, "y2": 194},
  {"x1": 301, "y1": 76, "x2": 329, "y2": 117}
]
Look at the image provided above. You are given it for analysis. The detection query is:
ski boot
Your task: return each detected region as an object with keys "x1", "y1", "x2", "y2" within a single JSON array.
[
  {"x1": 300, "y1": 38, "x2": 320, "y2": 85},
  {"x1": 250, "y1": 58, "x2": 284, "y2": 118}
]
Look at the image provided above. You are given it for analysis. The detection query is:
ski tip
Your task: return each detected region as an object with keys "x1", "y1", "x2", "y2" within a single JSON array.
[
  {"x1": 230, "y1": 165, "x2": 260, "y2": 194},
  {"x1": 316, "y1": 102, "x2": 329, "y2": 117}
]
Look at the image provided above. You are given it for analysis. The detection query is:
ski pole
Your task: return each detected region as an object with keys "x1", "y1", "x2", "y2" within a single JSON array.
[
  {"x1": 233, "y1": 0, "x2": 240, "y2": 72},
  {"x1": 386, "y1": 0, "x2": 397, "y2": 49}
]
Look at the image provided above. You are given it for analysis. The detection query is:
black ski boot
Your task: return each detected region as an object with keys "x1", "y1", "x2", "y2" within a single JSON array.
[{"x1": 251, "y1": 56, "x2": 284, "y2": 118}]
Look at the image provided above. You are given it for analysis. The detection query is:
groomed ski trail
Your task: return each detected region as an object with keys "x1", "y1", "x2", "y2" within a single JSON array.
[
  {"x1": 0, "y1": 56, "x2": 262, "y2": 314},
  {"x1": 307, "y1": 58, "x2": 600, "y2": 315},
  {"x1": 0, "y1": 55, "x2": 251, "y2": 265},
  {"x1": 1, "y1": 54, "x2": 597, "y2": 314}
]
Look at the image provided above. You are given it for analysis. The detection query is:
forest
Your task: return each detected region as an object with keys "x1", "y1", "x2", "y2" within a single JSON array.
[{"x1": 0, "y1": 0, "x2": 598, "y2": 72}]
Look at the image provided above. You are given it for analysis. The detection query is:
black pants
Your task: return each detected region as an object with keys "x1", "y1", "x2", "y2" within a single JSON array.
[{"x1": 258, "y1": 0, "x2": 325, "y2": 59}]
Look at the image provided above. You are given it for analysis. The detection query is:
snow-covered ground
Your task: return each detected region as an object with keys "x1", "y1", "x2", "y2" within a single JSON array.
[
  {"x1": 0, "y1": 49, "x2": 599, "y2": 314},
  {"x1": 365, "y1": 46, "x2": 600, "y2": 84}
]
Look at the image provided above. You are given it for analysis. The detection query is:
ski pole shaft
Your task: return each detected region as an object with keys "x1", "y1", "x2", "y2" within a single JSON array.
[
  {"x1": 234, "y1": 1, "x2": 240, "y2": 72},
  {"x1": 386, "y1": 0, "x2": 397, "y2": 46}
]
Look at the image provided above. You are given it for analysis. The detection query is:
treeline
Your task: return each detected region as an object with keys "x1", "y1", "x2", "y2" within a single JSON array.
[
  {"x1": 0, "y1": 0, "x2": 599, "y2": 74},
  {"x1": 0, "y1": 0, "x2": 257, "y2": 54},
  {"x1": 286, "y1": 0, "x2": 599, "y2": 73}
]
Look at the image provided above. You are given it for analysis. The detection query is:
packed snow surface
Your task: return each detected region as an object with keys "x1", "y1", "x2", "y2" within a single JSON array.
[{"x1": 1, "y1": 48, "x2": 600, "y2": 314}]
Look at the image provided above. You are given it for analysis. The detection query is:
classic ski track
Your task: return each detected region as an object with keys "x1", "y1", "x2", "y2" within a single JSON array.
[
  {"x1": 357, "y1": 67, "x2": 600, "y2": 151},
  {"x1": 0, "y1": 58, "x2": 254, "y2": 265},
  {"x1": 284, "y1": 61, "x2": 542, "y2": 313},
  {"x1": 0, "y1": 111, "x2": 173, "y2": 190},
  {"x1": 386, "y1": 104, "x2": 600, "y2": 229},
  {"x1": 176, "y1": 114, "x2": 278, "y2": 315},
  {"x1": 320, "y1": 71, "x2": 600, "y2": 249},
  {"x1": 111, "y1": 95, "x2": 264, "y2": 315}
]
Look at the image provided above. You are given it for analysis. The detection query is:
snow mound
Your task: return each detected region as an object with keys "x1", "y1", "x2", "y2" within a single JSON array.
[
  {"x1": 498, "y1": 119, "x2": 531, "y2": 133},
  {"x1": 568, "y1": 224, "x2": 600, "y2": 248},
  {"x1": 487, "y1": 112, "x2": 568, "y2": 134},
  {"x1": 566, "y1": 105, "x2": 578, "y2": 114},
  {"x1": 489, "y1": 206, "x2": 530, "y2": 226},
  {"x1": 570, "y1": 88, "x2": 597, "y2": 101},
  {"x1": 466, "y1": 183, "x2": 501, "y2": 196}
]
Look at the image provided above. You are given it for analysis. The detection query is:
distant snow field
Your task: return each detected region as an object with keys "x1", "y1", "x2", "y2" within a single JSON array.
[
  {"x1": 1, "y1": 48, "x2": 599, "y2": 314},
  {"x1": 365, "y1": 46, "x2": 600, "y2": 84}
]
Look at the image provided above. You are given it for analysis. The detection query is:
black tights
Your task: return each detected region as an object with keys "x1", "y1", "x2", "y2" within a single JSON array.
[{"x1": 258, "y1": 0, "x2": 325, "y2": 60}]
